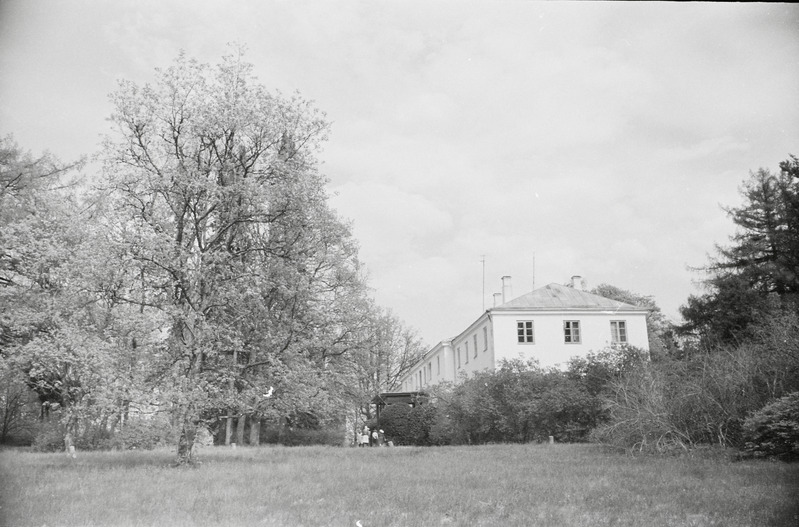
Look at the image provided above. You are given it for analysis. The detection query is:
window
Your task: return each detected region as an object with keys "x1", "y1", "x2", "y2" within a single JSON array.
[
  {"x1": 483, "y1": 327, "x2": 488, "y2": 351},
  {"x1": 611, "y1": 320, "x2": 627, "y2": 344},
  {"x1": 517, "y1": 321, "x2": 534, "y2": 343},
  {"x1": 465, "y1": 341, "x2": 469, "y2": 364},
  {"x1": 564, "y1": 321, "x2": 581, "y2": 343},
  {"x1": 427, "y1": 363, "x2": 432, "y2": 383},
  {"x1": 457, "y1": 348, "x2": 461, "y2": 368},
  {"x1": 436, "y1": 356, "x2": 440, "y2": 375},
  {"x1": 473, "y1": 335, "x2": 478, "y2": 358}
]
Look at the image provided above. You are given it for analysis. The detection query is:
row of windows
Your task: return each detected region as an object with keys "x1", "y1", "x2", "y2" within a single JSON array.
[
  {"x1": 517, "y1": 320, "x2": 627, "y2": 344},
  {"x1": 408, "y1": 320, "x2": 629, "y2": 389},
  {"x1": 411, "y1": 350, "x2": 445, "y2": 390},
  {"x1": 456, "y1": 326, "x2": 489, "y2": 369}
]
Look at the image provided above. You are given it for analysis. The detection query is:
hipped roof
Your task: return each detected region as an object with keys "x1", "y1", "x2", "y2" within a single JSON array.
[{"x1": 494, "y1": 283, "x2": 648, "y2": 312}]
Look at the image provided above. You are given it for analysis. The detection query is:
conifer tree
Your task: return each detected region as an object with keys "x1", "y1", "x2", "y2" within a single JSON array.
[{"x1": 680, "y1": 155, "x2": 799, "y2": 346}]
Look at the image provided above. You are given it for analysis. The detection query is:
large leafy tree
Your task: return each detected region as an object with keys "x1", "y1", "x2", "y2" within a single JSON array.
[
  {"x1": 0, "y1": 136, "x2": 95, "y2": 443},
  {"x1": 0, "y1": 136, "x2": 83, "y2": 325},
  {"x1": 679, "y1": 155, "x2": 799, "y2": 347},
  {"x1": 98, "y1": 49, "x2": 364, "y2": 463},
  {"x1": 1, "y1": 135, "x2": 159, "y2": 449}
]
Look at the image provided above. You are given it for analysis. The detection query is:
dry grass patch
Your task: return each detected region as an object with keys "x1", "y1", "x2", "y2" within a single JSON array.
[{"x1": 1, "y1": 444, "x2": 797, "y2": 526}]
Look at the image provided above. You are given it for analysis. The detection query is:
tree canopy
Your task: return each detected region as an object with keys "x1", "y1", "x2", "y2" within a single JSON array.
[
  {"x1": 0, "y1": 50, "x2": 423, "y2": 461},
  {"x1": 679, "y1": 155, "x2": 799, "y2": 347},
  {"x1": 96, "y1": 49, "x2": 375, "y2": 462}
]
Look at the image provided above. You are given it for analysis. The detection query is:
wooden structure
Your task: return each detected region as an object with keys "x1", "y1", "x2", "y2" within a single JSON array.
[{"x1": 370, "y1": 391, "x2": 428, "y2": 424}]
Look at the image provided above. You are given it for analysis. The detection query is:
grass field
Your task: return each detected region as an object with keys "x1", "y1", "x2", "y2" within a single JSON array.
[{"x1": 1, "y1": 443, "x2": 797, "y2": 527}]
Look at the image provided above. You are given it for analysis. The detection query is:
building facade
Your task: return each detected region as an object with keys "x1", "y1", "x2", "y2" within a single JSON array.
[{"x1": 399, "y1": 277, "x2": 650, "y2": 391}]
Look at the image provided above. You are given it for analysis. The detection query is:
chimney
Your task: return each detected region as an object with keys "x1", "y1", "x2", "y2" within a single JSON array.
[
  {"x1": 501, "y1": 276, "x2": 512, "y2": 303},
  {"x1": 493, "y1": 292, "x2": 503, "y2": 307},
  {"x1": 570, "y1": 275, "x2": 585, "y2": 290}
]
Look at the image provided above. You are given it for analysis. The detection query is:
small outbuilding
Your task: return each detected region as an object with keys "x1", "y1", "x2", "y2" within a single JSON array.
[{"x1": 370, "y1": 391, "x2": 428, "y2": 424}]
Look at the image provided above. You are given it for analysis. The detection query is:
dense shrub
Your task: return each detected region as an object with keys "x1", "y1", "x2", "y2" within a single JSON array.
[
  {"x1": 434, "y1": 360, "x2": 606, "y2": 445},
  {"x1": 592, "y1": 314, "x2": 799, "y2": 453},
  {"x1": 378, "y1": 403, "x2": 411, "y2": 444},
  {"x1": 410, "y1": 404, "x2": 439, "y2": 445},
  {"x1": 31, "y1": 422, "x2": 68, "y2": 452},
  {"x1": 32, "y1": 422, "x2": 112, "y2": 451},
  {"x1": 0, "y1": 367, "x2": 40, "y2": 445},
  {"x1": 261, "y1": 426, "x2": 342, "y2": 446},
  {"x1": 568, "y1": 345, "x2": 649, "y2": 396},
  {"x1": 74, "y1": 425, "x2": 114, "y2": 451},
  {"x1": 535, "y1": 376, "x2": 604, "y2": 442},
  {"x1": 379, "y1": 403, "x2": 438, "y2": 446},
  {"x1": 589, "y1": 365, "x2": 692, "y2": 453},
  {"x1": 427, "y1": 407, "x2": 453, "y2": 446},
  {"x1": 31, "y1": 415, "x2": 176, "y2": 452},
  {"x1": 110, "y1": 416, "x2": 175, "y2": 450},
  {"x1": 743, "y1": 391, "x2": 799, "y2": 460}
]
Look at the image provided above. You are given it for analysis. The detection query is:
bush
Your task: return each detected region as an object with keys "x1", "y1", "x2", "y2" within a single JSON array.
[
  {"x1": 110, "y1": 416, "x2": 174, "y2": 450},
  {"x1": 31, "y1": 415, "x2": 175, "y2": 452},
  {"x1": 379, "y1": 403, "x2": 438, "y2": 446},
  {"x1": 568, "y1": 345, "x2": 649, "y2": 397},
  {"x1": 410, "y1": 404, "x2": 439, "y2": 445},
  {"x1": 537, "y1": 378, "x2": 604, "y2": 443},
  {"x1": 589, "y1": 362, "x2": 694, "y2": 453},
  {"x1": 33, "y1": 422, "x2": 112, "y2": 452},
  {"x1": 261, "y1": 426, "x2": 342, "y2": 446},
  {"x1": 31, "y1": 422, "x2": 68, "y2": 452},
  {"x1": 427, "y1": 409, "x2": 453, "y2": 446},
  {"x1": 378, "y1": 404, "x2": 411, "y2": 444},
  {"x1": 588, "y1": 343, "x2": 793, "y2": 452},
  {"x1": 74, "y1": 425, "x2": 113, "y2": 451},
  {"x1": 743, "y1": 391, "x2": 799, "y2": 460},
  {"x1": 439, "y1": 361, "x2": 606, "y2": 445}
]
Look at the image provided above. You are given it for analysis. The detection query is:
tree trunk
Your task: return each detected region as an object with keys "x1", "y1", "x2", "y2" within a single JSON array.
[
  {"x1": 249, "y1": 415, "x2": 260, "y2": 446},
  {"x1": 62, "y1": 399, "x2": 78, "y2": 457},
  {"x1": 228, "y1": 349, "x2": 237, "y2": 446},
  {"x1": 175, "y1": 417, "x2": 198, "y2": 465},
  {"x1": 236, "y1": 413, "x2": 246, "y2": 445},
  {"x1": 225, "y1": 415, "x2": 233, "y2": 445},
  {"x1": 122, "y1": 400, "x2": 130, "y2": 428}
]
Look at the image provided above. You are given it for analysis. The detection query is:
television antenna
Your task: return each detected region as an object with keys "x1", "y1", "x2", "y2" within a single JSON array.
[{"x1": 480, "y1": 254, "x2": 486, "y2": 311}]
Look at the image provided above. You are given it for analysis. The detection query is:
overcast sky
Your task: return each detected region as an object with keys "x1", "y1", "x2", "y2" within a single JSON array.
[{"x1": 2, "y1": 1, "x2": 798, "y2": 347}]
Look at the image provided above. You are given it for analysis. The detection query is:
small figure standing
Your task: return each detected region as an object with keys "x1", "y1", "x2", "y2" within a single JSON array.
[
  {"x1": 64, "y1": 431, "x2": 76, "y2": 458},
  {"x1": 360, "y1": 426, "x2": 370, "y2": 447},
  {"x1": 371, "y1": 428, "x2": 379, "y2": 447},
  {"x1": 377, "y1": 429, "x2": 385, "y2": 447}
]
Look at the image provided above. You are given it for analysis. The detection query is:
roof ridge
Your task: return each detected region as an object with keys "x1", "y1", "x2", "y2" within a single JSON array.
[{"x1": 494, "y1": 282, "x2": 647, "y2": 310}]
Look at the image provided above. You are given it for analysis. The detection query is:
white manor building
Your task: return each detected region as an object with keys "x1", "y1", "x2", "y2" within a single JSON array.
[{"x1": 398, "y1": 276, "x2": 650, "y2": 391}]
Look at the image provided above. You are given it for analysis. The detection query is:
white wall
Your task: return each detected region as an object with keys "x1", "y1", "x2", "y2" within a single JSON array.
[
  {"x1": 451, "y1": 320, "x2": 494, "y2": 379},
  {"x1": 398, "y1": 309, "x2": 649, "y2": 389},
  {"x1": 402, "y1": 340, "x2": 457, "y2": 391},
  {"x1": 491, "y1": 310, "x2": 649, "y2": 369}
]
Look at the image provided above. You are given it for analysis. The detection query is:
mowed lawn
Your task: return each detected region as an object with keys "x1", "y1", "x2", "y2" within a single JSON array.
[{"x1": 1, "y1": 444, "x2": 797, "y2": 527}]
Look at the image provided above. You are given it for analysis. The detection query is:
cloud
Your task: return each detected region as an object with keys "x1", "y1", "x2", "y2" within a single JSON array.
[
  {"x1": 2, "y1": 1, "x2": 798, "y2": 345},
  {"x1": 329, "y1": 181, "x2": 454, "y2": 264}
]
